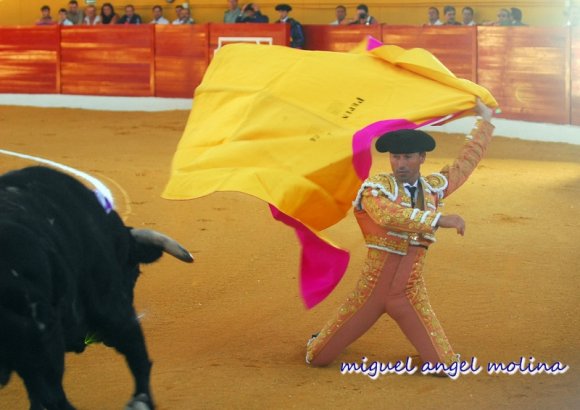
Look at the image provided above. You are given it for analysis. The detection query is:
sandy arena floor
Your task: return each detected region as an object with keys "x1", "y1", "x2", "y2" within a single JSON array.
[{"x1": 0, "y1": 106, "x2": 579, "y2": 409}]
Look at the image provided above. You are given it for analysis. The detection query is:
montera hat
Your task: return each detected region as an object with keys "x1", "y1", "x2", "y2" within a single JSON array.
[
  {"x1": 275, "y1": 4, "x2": 292, "y2": 12},
  {"x1": 375, "y1": 129, "x2": 436, "y2": 154}
]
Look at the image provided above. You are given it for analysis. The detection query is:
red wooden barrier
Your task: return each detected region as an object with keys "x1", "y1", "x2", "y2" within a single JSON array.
[
  {"x1": 572, "y1": 27, "x2": 580, "y2": 126},
  {"x1": 155, "y1": 25, "x2": 209, "y2": 98},
  {"x1": 382, "y1": 26, "x2": 477, "y2": 82},
  {"x1": 0, "y1": 25, "x2": 578, "y2": 128},
  {"x1": 60, "y1": 25, "x2": 155, "y2": 97},
  {"x1": 208, "y1": 23, "x2": 290, "y2": 59},
  {"x1": 0, "y1": 26, "x2": 60, "y2": 94},
  {"x1": 478, "y1": 27, "x2": 570, "y2": 124},
  {"x1": 303, "y1": 25, "x2": 382, "y2": 52}
]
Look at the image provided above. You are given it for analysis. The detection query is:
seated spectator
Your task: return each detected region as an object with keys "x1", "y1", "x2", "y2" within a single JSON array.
[
  {"x1": 173, "y1": 5, "x2": 195, "y2": 24},
  {"x1": 83, "y1": 5, "x2": 102, "y2": 25},
  {"x1": 118, "y1": 4, "x2": 142, "y2": 24},
  {"x1": 172, "y1": 5, "x2": 183, "y2": 24},
  {"x1": 36, "y1": 5, "x2": 55, "y2": 25},
  {"x1": 235, "y1": 3, "x2": 269, "y2": 23},
  {"x1": 224, "y1": 0, "x2": 242, "y2": 23},
  {"x1": 349, "y1": 4, "x2": 378, "y2": 25},
  {"x1": 275, "y1": 4, "x2": 305, "y2": 49},
  {"x1": 330, "y1": 5, "x2": 352, "y2": 25},
  {"x1": 511, "y1": 8, "x2": 528, "y2": 26},
  {"x1": 462, "y1": 6, "x2": 476, "y2": 26},
  {"x1": 101, "y1": 3, "x2": 119, "y2": 25},
  {"x1": 67, "y1": 0, "x2": 84, "y2": 25},
  {"x1": 150, "y1": 5, "x2": 169, "y2": 24},
  {"x1": 58, "y1": 8, "x2": 73, "y2": 26},
  {"x1": 426, "y1": 6, "x2": 443, "y2": 26},
  {"x1": 443, "y1": 5, "x2": 461, "y2": 25},
  {"x1": 483, "y1": 8, "x2": 511, "y2": 26}
]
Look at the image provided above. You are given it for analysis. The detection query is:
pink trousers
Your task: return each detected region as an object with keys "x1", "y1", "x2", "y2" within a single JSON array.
[{"x1": 306, "y1": 246, "x2": 456, "y2": 366}]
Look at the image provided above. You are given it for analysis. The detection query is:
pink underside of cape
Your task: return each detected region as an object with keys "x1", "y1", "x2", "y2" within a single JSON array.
[
  {"x1": 269, "y1": 205, "x2": 350, "y2": 309},
  {"x1": 366, "y1": 36, "x2": 384, "y2": 51}
]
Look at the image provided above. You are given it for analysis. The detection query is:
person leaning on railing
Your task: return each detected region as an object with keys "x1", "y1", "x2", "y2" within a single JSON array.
[
  {"x1": 150, "y1": 5, "x2": 169, "y2": 24},
  {"x1": 36, "y1": 5, "x2": 55, "y2": 26},
  {"x1": 83, "y1": 5, "x2": 102, "y2": 25},
  {"x1": 100, "y1": 3, "x2": 119, "y2": 25},
  {"x1": 349, "y1": 3, "x2": 378, "y2": 25},
  {"x1": 67, "y1": 0, "x2": 84, "y2": 25},
  {"x1": 172, "y1": 5, "x2": 195, "y2": 24},
  {"x1": 330, "y1": 5, "x2": 354, "y2": 25},
  {"x1": 443, "y1": 5, "x2": 462, "y2": 26},
  {"x1": 58, "y1": 8, "x2": 73, "y2": 26},
  {"x1": 118, "y1": 4, "x2": 142, "y2": 25},
  {"x1": 462, "y1": 6, "x2": 476, "y2": 26},
  {"x1": 235, "y1": 3, "x2": 269, "y2": 23},
  {"x1": 224, "y1": 0, "x2": 242, "y2": 23}
]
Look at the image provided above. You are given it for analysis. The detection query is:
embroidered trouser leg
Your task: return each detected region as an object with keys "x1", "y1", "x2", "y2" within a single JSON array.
[{"x1": 306, "y1": 247, "x2": 455, "y2": 367}]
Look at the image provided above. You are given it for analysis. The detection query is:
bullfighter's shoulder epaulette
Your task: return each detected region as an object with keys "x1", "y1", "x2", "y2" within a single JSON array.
[
  {"x1": 422, "y1": 173, "x2": 449, "y2": 198},
  {"x1": 353, "y1": 173, "x2": 398, "y2": 208}
]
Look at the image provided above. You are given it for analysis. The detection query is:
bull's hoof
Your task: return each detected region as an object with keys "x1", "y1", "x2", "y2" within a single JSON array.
[{"x1": 124, "y1": 393, "x2": 153, "y2": 410}]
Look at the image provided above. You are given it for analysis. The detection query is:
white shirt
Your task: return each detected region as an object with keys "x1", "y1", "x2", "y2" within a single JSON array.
[
  {"x1": 151, "y1": 17, "x2": 169, "y2": 24},
  {"x1": 83, "y1": 15, "x2": 102, "y2": 25}
]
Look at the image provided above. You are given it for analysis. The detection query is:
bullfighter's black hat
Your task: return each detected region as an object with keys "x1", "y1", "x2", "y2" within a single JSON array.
[
  {"x1": 375, "y1": 129, "x2": 436, "y2": 154},
  {"x1": 275, "y1": 4, "x2": 292, "y2": 12}
]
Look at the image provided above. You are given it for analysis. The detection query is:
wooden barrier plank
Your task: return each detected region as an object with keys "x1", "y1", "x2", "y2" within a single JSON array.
[
  {"x1": 0, "y1": 26, "x2": 60, "y2": 94},
  {"x1": 303, "y1": 25, "x2": 382, "y2": 52},
  {"x1": 572, "y1": 27, "x2": 580, "y2": 126},
  {"x1": 60, "y1": 26, "x2": 155, "y2": 97},
  {"x1": 478, "y1": 27, "x2": 570, "y2": 124},
  {"x1": 208, "y1": 23, "x2": 290, "y2": 59},
  {"x1": 382, "y1": 26, "x2": 477, "y2": 82},
  {"x1": 154, "y1": 24, "x2": 209, "y2": 99}
]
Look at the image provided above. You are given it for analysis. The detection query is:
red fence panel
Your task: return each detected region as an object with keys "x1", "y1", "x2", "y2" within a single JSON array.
[
  {"x1": 208, "y1": 23, "x2": 290, "y2": 60},
  {"x1": 572, "y1": 27, "x2": 580, "y2": 126},
  {"x1": 155, "y1": 24, "x2": 209, "y2": 98},
  {"x1": 382, "y1": 26, "x2": 477, "y2": 82},
  {"x1": 304, "y1": 25, "x2": 382, "y2": 52},
  {"x1": 0, "y1": 26, "x2": 60, "y2": 94},
  {"x1": 478, "y1": 27, "x2": 570, "y2": 124},
  {"x1": 60, "y1": 25, "x2": 155, "y2": 97}
]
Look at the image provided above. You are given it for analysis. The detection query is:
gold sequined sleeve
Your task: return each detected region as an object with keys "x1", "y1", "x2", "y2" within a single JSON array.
[
  {"x1": 360, "y1": 189, "x2": 441, "y2": 234},
  {"x1": 440, "y1": 118, "x2": 494, "y2": 198}
]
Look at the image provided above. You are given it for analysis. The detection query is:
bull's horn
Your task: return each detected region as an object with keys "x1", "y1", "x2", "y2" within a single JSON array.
[{"x1": 130, "y1": 229, "x2": 194, "y2": 263}]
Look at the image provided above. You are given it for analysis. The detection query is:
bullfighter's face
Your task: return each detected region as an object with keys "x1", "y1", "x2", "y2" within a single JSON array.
[{"x1": 389, "y1": 152, "x2": 426, "y2": 184}]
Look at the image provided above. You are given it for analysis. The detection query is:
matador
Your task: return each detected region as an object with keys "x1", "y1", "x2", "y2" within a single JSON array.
[{"x1": 306, "y1": 100, "x2": 494, "y2": 368}]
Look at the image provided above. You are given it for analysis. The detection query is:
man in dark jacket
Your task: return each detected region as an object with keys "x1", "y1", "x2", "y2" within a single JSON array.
[
  {"x1": 118, "y1": 4, "x2": 142, "y2": 24},
  {"x1": 275, "y1": 4, "x2": 305, "y2": 49},
  {"x1": 235, "y1": 3, "x2": 269, "y2": 23}
]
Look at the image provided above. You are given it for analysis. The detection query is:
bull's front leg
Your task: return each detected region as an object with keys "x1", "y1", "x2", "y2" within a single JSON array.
[{"x1": 104, "y1": 316, "x2": 154, "y2": 410}]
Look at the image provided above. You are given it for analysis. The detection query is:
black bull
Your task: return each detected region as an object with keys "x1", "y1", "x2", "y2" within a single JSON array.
[{"x1": 0, "y1": 166, "x2": 193, "y2": 409}]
